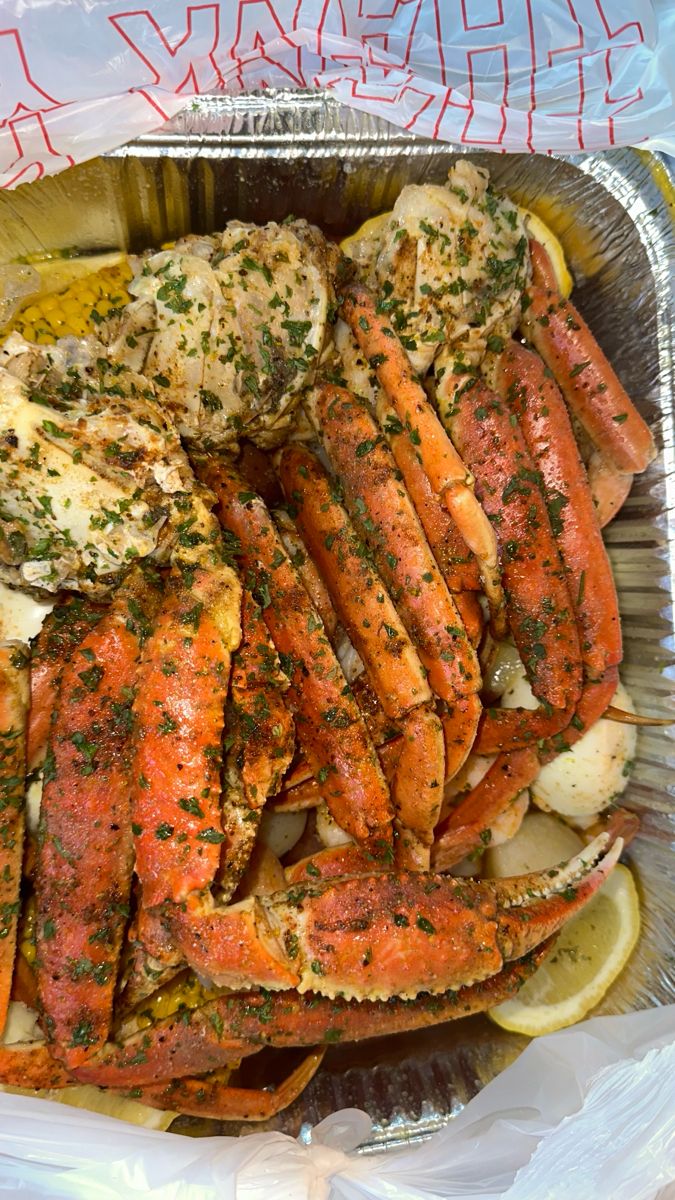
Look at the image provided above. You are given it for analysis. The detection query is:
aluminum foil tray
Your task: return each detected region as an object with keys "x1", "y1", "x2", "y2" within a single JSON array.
[{"x1": 0, "y1": 91, "x2": 672, "y2": 1150}]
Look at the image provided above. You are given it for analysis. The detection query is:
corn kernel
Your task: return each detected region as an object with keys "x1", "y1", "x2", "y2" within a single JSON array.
[
  {"x1": 20, "y1": 939, "x2": 36, "y2": 965},
  {"x1": 40, "y1": 293, "x2": 59, "y2": 313},
  {"x1": 95, "y1": 300, "x2": 112, "y2": 317},
  {"x1": 62, "y1": 295, "x2": 83, "y2": 316},
  {"x1": 78, "y1": 287, "x2": 97, "y2": 305},
  {"x1": 21, "y1": 304, "x2": 42, "y2": 322},
  {"x1": 36, "y1": 331, "x2": 55, "y2": 345},
  {"x1": 20, "y1": 323, "x2": 36, "y2": 341},
  {"x1": 64, "y1": 317, "x2": 89, "y2": 337}
]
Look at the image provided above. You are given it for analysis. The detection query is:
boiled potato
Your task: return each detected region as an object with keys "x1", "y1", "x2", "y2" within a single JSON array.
[
  {"x1": 484, "y1": 811, "x2": 583, "y2": 878},
  {"x1": 499, "y1": 663, "x2": 636, "y2": 818},
  {"x1": 533, "y1": 682, "x2": 636, "y2": 817}
]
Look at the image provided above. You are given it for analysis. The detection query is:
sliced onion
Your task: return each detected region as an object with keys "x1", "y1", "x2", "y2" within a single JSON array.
[
  {"x1": 316, "y1": 802, "x2": 352, "y2": 848},
  {"x1": 482, "y1": 640, "x2": 526, "y2": 700},
  {"x1": 258, "y1": 809, "x2": 307, "y2": 858}
]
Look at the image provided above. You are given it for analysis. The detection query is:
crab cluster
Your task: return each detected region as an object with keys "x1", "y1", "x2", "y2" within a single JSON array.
[{"x1": 0, "y1": 161, "x2": 653, "y2": 1121}]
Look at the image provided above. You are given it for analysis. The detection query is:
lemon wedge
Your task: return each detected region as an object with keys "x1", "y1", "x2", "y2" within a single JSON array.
[
  {"x1": 339, "y1": 212, "x2": 391, "y2": 259},
  {"x1": 489, "y1": 863, "x2": 640, "y2": 1036},
  {"x1": 518, "y1": 207, "x2": 573, "y2": 297}
]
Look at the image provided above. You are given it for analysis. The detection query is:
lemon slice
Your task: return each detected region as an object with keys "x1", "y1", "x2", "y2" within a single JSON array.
[
  {"x1": 488, "y1": 863, "x2": 640, "y2": 1036},
  {"x1": 0, "y1": 1082, "x2": 177, "y2": 1130},
  {"x1": 518, "y1": 207, "x2": 573, "y2": 297},
  {"x1": 339, "y1": 212, "x2": 391, "y2": 259}
]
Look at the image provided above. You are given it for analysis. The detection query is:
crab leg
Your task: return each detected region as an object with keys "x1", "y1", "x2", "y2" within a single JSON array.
[
  {"x1": 0, "y1": 1042, "x2": 73, "y2": 1089},
  {"x1": 274, "y1": 737, "x2": 401, "y2": 813},
  {"x1": 0, "y1": 645, "x2": 29, "y2": 1035},
  {"x1": 285, "y1": 844, "x2": 383, "y2": 883},
  {"x1": 121, "y1": 905, "x2": 185, "y2": 1010},
  {"x1": 375, "y1": 395, "x2": 484, "y2": 645},
  {"x1": 393, "y1": 705, "x2": 445, "y2": 869},
  {"x1": 275, "y1": 695, "x2": 475, "y2": 816},
  {"x1": 434, "y1": 664, "x2": 623, "y2": 870},
  {"x1": 441, "y1": 698, "x2": 488, "y2": 784},
  {"x1": 522, "y1": 240, "x2": 655, "y2": 475},
  {"x1": 432, "y1": 748, "x2": 540, "y2": 870},
  {"x1": 0, "y1": 946, "x2": 548, "y2": 1093},
  {"x1": 539, "y1": 667, "x2": 620, "y2": 762},
  {"x1": 265, "y1": 833, "x2": 620, "y2": 1001},
  {"x1": 312, "y1": 385, "x2": 481, "y2": 716},
  {"x1": 498, "y1": 341, "x2": 621, "y2": 682},
  {"x1": 586, "y1": 451, "x2": 633, "y2": 528},
  {"x1": 445, "y1": 377, "x2": 583, "y2": 752},
  {"x1": 274, "y1": 508, "x2": 338, "y2": 638},
  {"x1": 132, "y1": 551, "x2": 240, "y2": 910},
  {"x1": 339, "y1": 281, "x2": 505, "y2": 633},
  {"x1": 375, "y1": 397, "x2": 482, "y2": 594},
  {"x1": 218, "y1": 588, "x2": 295, "y2": 902},
  {"x1": 278, "y1": 443, "x2": 430, "y2": 719},
  {"x1": 34, "y1": 569, "x2": 160, "y2": 1067},
  {"x1": 27, "y1": 598, "x2": 103, "y2": 769},
  {"x1": 130, "y1": 1051, "x2": 326, "y2": 1121},
  {"x1": 165, "y1": 831, "x2": 619, "y2": 1000},
  {"x1": 197, "y1": 459, "x2": 392, "y2": 849},
  {"x1": 279, "y1": 442, "x2": 448, "y2": 861}
]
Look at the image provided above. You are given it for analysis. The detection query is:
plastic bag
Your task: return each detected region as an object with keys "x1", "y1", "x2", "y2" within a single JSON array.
[
  {"x1": 0, "y1": 0, "x2": 674, "y2": 189},
  {"x1": 1, "y1": 1006, "x2": 674, "y2": 1199}
]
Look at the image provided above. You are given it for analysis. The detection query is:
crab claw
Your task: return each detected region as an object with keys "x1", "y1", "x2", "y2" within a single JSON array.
[{"x1": 491, "y1": 832, "x2": 623, "y2": 961}]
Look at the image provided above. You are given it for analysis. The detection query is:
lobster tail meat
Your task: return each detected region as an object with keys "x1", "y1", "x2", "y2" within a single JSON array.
[
  {"x1": 0, "y1": 644, "x2": 29, "y2": 1035},
  {"x1": 522, "y1": 241, "x2": 655, "y2": 474}
]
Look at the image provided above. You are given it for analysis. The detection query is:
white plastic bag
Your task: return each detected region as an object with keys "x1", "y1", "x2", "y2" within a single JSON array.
[
  {"x1": 1, "y1": 1006, "x2": 674, "y2": 1200},
  {"x1": 0, "y1": 0, "x2": 673, "y2": 189}
]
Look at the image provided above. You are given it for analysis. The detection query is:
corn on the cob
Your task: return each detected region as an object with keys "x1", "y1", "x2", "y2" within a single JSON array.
[{"x1": 6, "y1": 259, "x2": 133, "y2": 345}]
